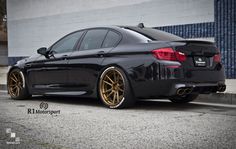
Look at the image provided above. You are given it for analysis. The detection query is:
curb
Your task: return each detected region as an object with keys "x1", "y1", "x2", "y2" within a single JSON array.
[
  {"x1": 196, "y1": 93, "x2": 236, "y2": 105},
  {"x1": 0, "y1": 84, "x2": 236, "y2": 105}
]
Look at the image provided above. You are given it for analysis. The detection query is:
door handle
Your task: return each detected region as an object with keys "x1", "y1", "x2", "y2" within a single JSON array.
[
  {"x1": 97, "y1": 51, "x2": 105, "y2": 57},
  {"x1": 61, "y1": 55, "x2": 68, "y2": 60},
  {"x1": 25, "y1": 64, "x2": 31, "y2": 67}
]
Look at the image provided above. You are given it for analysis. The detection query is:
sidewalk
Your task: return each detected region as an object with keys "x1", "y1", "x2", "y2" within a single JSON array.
[{"x1": 1, "y1": 66, "x2": 236, "y2": 104}]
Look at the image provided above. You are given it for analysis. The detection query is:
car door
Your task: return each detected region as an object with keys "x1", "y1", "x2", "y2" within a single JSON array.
[
  {"x1": 67, "y1": 29, "x2": 122, "y2": 95},
  {"x1": 26, "y1": 31, "x2": 84, "y2": 93}
]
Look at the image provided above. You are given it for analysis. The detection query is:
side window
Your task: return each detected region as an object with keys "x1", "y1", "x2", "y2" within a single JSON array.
[
  {"x1": 51, "y1": 31, "x2": 84, "y2": 54},
  {"x1": 102, "y1": 31, "x2": 121, "y2": 48},
  {"x1": 79, "y1": 29, "x2": 108, "y2": 50}
]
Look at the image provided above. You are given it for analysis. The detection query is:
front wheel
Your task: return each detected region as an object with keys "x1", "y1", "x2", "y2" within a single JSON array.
[
  {"x1": 7, "y1": 69, "x2": 31, "y2": 100},
  {"x1": 98, "y1": 66, "x2": 135, "y2": 109},
  {"x1": 169, "y1": 94, "x2": 199, "y2": 103}
]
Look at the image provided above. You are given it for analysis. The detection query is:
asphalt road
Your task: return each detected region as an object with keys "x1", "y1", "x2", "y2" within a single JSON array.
[{"x1": 0, "y1": 92, "x2": 236, "y2": 149}]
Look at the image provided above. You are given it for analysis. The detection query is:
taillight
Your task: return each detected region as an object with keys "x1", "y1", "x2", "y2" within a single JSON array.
[
  {"x1": 175, "y1": 51, "x2": 186, "y2": 62},
  {"x1": 152, "y1": 48, "x2": 186, "y2": 62},
  {"x1": 213, "y1": 54, "x2": 221, "y2": 62}
]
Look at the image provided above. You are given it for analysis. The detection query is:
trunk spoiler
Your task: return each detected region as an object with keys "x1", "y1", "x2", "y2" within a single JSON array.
[{"x1": 172, "y1": 40, "x2": 215, "y2": 45}]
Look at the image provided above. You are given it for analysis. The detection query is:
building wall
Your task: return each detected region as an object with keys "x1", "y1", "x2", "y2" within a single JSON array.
[
  {"x1": 0, "y1": 41, "x2": 8, "y2": 66},
  {"x1": 7, "y1": 0, "x2": 214, "y2": 57},
  {"x1": 214, "y1": 0, "x2": 236, "y2": 78},
  {"x1": 0, "y1": 27, "x2": 8, "y2": 66}
]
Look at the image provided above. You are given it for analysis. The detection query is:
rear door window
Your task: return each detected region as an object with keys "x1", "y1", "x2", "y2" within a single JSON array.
[
  {"x1": 102, "y1": 31, "x2": 121, "y2": 48},
  {"x1": 79, "y1": 29, "x2": 108, "y2": 50}
]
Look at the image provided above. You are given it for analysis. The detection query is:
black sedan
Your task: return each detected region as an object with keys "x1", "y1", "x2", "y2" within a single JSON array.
[{"x1": 7, "y1": 24, "x2": 226, "y2": 108}]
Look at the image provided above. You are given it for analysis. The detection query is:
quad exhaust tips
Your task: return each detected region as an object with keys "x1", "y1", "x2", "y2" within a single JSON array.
[
  {"x1": 175, "y1": 84, "x2": 226, "y2": 96},
  {"x1": 176, "y1": 87, "x2": 193, "y2": 96}
]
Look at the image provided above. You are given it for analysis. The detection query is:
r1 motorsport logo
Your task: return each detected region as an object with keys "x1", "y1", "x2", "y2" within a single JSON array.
[
  {"x1": 39, "y1": 102, "x2": 48, "y2": 110},
  {"x1": 28, "y1": 102, "x2": 60, "y2": 115}
]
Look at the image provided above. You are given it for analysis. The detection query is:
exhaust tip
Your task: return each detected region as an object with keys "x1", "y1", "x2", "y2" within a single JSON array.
[
  {"x1": 185, "y1": 88, "x2": 193, "y2": 94},
  {"x1": 176, "y1": 88, "x2": 185, "y2": 96},
  {"x1": 218, "y1": 85, "x2": 226, "y2": 92},
  {"x1": 176, "y1": 87, "x2": 193, "y2": 96}
]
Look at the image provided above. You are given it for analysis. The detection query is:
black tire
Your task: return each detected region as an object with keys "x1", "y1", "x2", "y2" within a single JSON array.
[
  {"x1": 169, "y1": 94, "x2": 199, "y2": 103},
  {"x1": 7, "y1": 68, "x2": 32, "y2": 100},
  {"x1": 98, "y1": 66, "x2": 135, "y2": 109}
]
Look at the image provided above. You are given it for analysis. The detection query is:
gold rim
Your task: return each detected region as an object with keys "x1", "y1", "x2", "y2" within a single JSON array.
[
  {"x1": 8, "y1": 71, "x2": 24, "y2": 97},
  {"x1": 100, "y1": 68, "x2": 125, "y2": 107}
]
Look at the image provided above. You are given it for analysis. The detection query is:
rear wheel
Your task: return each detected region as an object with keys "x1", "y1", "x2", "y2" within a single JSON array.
[
  {"x1": 7, "y1": 69, "x2": 31, "y2": 100},
  {"x1": 169, "y1": 94, "x2": 199, "y2": 103},
  {"x1": 99, "y1": 66, "x2": 135, "y2": 109}
]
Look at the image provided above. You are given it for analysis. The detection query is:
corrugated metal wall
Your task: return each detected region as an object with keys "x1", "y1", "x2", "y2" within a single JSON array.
[
  {"x1": 215, "y1": 0, "x2": 236, "y2": 78},
  {"x1": 155, "y1": 22, "x2": 215, "y2": 38}
]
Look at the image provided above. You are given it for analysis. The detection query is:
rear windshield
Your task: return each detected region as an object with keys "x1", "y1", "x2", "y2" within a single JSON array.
[{"x1": 123, "y1": 27, "x2": 183, "y2": 41}]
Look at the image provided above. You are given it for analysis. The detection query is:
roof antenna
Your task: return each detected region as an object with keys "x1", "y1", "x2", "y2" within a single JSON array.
[{"x1": 138, "y1": 23, "x2": 144, "y2": 28}]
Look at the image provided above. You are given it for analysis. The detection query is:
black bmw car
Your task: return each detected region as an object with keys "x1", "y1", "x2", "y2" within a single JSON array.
[{"x1": 7, "y1": 24, "x2": 226, "y2": 108}]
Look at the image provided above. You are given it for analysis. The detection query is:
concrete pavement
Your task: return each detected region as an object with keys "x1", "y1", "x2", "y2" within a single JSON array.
[{"x1": 0, "y1": 93, "x2": 236, "y2": 149}]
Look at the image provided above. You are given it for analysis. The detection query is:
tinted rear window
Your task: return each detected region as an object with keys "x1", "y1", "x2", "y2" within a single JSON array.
[
  {"x1": 102, "y1": 31, "x2": 121, "y2": 48},
  {"x1": 123, "y1": 27, "x2": 183, "y2": 41},
  {"x1": 80, "y1": 29, "x2": 108, "y2": 50}
]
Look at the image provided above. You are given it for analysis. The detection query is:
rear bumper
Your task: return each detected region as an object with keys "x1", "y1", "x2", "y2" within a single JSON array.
[
  {"x1": 126, "y1": 56, "x2": 226, "y2": 98},
  {"x1": 132, "y1": 79, "x2": 226, "y2": 98},
  {"x1": 169, "y1": 82, "x2": 226, "y2": 96}
]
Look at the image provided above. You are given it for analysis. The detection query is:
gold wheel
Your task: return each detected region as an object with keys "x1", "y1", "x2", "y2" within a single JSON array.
[
  {"x1": 99, "y1": 67, "x2": 125, "y2": 107},
  {"x1": 8, "y1": 71, "x2": 24, "y2": 98}
]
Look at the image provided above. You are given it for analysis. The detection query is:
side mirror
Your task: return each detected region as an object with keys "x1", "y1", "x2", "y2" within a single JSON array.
[{"x1": 37, "y1": 47, "x2": 48, "y2": 57}]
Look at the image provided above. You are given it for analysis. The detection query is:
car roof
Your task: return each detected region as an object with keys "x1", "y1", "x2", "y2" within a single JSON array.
[{"x1": 73, "y1": 25, "x2": 183, "y2": 42}]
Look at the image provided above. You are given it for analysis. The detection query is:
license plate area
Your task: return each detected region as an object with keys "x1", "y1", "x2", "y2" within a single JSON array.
[{"x1": 193, "y1": 56, "x2": 206, "y2": 67}]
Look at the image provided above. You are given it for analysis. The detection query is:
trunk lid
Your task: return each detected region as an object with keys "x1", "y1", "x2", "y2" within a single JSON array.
[
  {"x1": 171, "y1": 40, "x2": 217, "y2": 56},
  {"x1": 168, "y1": 40, "x2": 223, "y2": 82},
  {"x1": 168, "y1": 40, "x2": 218, "y2": 68}
]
